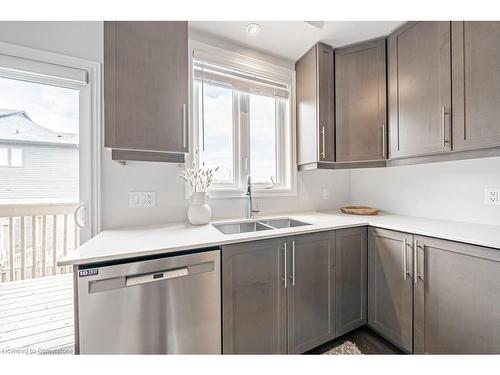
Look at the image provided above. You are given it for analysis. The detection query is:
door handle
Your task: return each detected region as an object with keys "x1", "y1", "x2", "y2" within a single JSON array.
[
  {"x1": 381, "y1": 124, "x2": 386, "y2": 158},
  {"x1": 182, "y1": 103, "x2": 187, "y2": 149},
  {"x1": 441, "y1": 106, "x2": 449, "y2": 147},
  {"x1": 402, "y1": 238, "x2": 408, "y2": 280},
  {"x1": 282, "y1": 241, "x2": 287, "y2": 289},
  {"x1": 321, "y1": 126, "x2": 326, "y2": 159},
  {"x1": 292, "y1": 240, "x2": 296, "y2": 286},
  {"x1": 74, "y1": 202, "x2": 87, "y2": 229},
  {"x1": 413, "y1": 239, "x2": 419, "y2": 285}
]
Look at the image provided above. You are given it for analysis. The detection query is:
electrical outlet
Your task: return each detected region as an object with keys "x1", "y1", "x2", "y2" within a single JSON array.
[
  {"x1": 484, "y1": 188, "x2": 500, "y2": 205},
  {"x1": 322, "y1": 189, "x2": 330, "y2": 200},
  {"x1": 129, "y1": 192, "x2": 156, "y2": 208}
]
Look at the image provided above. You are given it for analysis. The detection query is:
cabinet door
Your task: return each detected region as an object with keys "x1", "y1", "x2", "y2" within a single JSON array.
[
  {"x1": 414, "y1": 235, "x2": 500, "y2": 354},
  {"x1": 287, "y1": 231, "x2": 335, "y2": 354},
  {"x1": 367, "y1": 228, "x2": 413, "y2": 352},
  {"x1": 317, "y1": 43, "x2": 335, "y2": 162},
  {"x1": 104, "y1": 21, "x2": 188, "y2": 154},
  {"x1": 222, "y1": 238, "x2": 287, "y2": 354},
  {"x1": 335, "y1": 39, "x2": 387, "y2": 162},
  {"x1": 335, "y1": 227, "x2": 367, "y2": 336},
  {"x1": 452, "y1": 21, "x2": 500, "y2": 150},
  {"x1": 296, "y1": 43, "x2": 334, "y2": 166},
  {"x1": 388, "y1": 22, "x2": 451, "y2": 158}
]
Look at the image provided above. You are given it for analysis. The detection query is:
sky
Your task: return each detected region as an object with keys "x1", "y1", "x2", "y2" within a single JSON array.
[{"x1": 0, "y1": 76, "x2": 79, "y2": 135}]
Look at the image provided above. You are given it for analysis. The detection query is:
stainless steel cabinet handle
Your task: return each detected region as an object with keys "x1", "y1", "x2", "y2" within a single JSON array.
[
  {"x1": 182, "y1": 103, "x2": 187, "y2": 149},
  {"x1": 292, "y1": 240, "x2": 296, "y2": 286},
  {"x1": 414, "y1": 239, "x2": 419, "y2": 285},
  {"x1": 441, "y1": 106, "x2": 449, "y2": 147},
  {"x1": 321, "y1": 126, "x2": 326, "y2": 159},
  {"x1": 283, "y1": 241, "x2": 287, "y2": 289},
  {"x1": 402, "y1": 238, "x2": 408, "y2": 280},
  {"x1": 381, "y1": 124, "x2": 386, "y2": 158}
]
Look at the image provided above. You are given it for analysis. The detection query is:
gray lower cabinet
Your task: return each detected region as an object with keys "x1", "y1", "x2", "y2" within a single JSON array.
[
  {"x1": 223, "y1": 229, "x2": 367, "y2": 354},
  {"x1": 287, "y1": 232, "x2": 336, "y2": 354},
  {"x1": 335, "y1": 227, "x2": 367, "y2": 336},
  {"x1": 222, "y1": 237, "x2": 287, "y2": 354},
  {"x1": 367, "y1": 228, "x2": 413, "y2": 352},
  {"x1": 452, "y1": 21, "x2": 500, "y2": 151},
  {"x1": 368, "y1": 227, "x2": 500, "y2": 354},
  {"x1": 388, "y1": 21, "x2": 452, "y2": 159},
  {"x1": 335, "y1": 38, "x2": 387, "y2": 163},
  {"x1": 413, "y1": 235, "x2": 500, "y2": 354},
  {"x1": 104, "y1": 21, "x2": 188, "y2": 161}
]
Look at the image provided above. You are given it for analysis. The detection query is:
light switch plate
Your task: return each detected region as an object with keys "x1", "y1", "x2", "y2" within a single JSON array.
[
  {"x1": 322, "y1": 189, "x2": 330, "y2": 200},
  {"x1": 484, "y1": 188, "x2": 500, "y2": 205},
  {"x1": 129, "y1": 191, "x2": 156, "y2": 208}
]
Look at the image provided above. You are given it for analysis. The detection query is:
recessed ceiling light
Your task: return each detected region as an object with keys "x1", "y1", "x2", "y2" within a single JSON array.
[{"x1": 246, "y1": 23, "x2": 261, "y2": 36}]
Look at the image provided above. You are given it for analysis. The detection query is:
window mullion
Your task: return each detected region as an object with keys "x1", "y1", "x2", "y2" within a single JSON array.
[{"x1": 239, "y1": 92, "x2": 250, "y2": 186}]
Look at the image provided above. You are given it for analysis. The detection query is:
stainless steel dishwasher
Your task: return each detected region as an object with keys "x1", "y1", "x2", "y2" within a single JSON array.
[{"x1": 75, "y1": 249, "x2": 221, "y2": 354}]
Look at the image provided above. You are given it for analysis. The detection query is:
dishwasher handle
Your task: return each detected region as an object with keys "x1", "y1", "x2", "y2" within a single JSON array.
[{"x1": 126, "y1": 267, "x2": 189, "y2": 287}]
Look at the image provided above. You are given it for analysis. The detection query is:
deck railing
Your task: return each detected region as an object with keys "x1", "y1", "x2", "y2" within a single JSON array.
[{"x1": 0, "y1": 202, "x2": 79, "y2": 283}]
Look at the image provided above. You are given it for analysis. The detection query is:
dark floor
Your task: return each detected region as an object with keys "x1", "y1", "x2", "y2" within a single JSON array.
[{"x1": 307, "y1": 326, "x2": 403, "y2": 354}]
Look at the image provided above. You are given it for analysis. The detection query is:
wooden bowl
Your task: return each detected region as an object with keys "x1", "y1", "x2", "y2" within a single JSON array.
[{"x1": 340, "y1": 206, "x2": 380, "y2": 216}]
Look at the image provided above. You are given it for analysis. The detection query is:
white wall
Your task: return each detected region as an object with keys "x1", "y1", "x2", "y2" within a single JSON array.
[
  {"x1": 350, "y1": 156, "x2": 500, "y2": 225},
  {"x1": 0, "y1": 21, "x2": 351, "y2": 229},
  {"x1": 0, "y1": 21, "x2": 103, "y2": 62}
]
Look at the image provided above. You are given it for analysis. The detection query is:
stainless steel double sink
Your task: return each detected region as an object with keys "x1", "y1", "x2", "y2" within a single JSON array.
[{"x1": 213, "y1": 218, "x2": 311, "y2": 235}]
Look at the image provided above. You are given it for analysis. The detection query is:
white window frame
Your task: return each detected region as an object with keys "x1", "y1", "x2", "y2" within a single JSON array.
[
  {"x1": 0, "y1": 147, "x2": 24, "y2": 167},
  {"x1": 188, "y1": 41, "x2": 297, "y2": 199},
  {"x1": 0, "y1": 41, "x2": 102, "y2": 242}
]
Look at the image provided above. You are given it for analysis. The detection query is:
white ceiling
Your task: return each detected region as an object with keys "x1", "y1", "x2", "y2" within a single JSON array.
[{"x1": 189, "y1": 21, "x2": 405, "y2": 62}]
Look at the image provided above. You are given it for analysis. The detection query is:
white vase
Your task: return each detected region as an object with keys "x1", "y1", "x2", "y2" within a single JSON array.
[{"x1": 187, "y1": 192, "x2": 212, "y2": 225}]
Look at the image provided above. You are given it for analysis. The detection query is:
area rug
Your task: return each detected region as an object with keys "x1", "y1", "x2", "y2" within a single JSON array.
[{"x1": 325, "y1": 341, "x2": 363, "y2": 355}]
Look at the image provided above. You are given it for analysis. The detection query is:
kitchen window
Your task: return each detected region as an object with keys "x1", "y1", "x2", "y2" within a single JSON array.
[{"x1": 191, "y1": 45, "x2": 295, "y2": 197}]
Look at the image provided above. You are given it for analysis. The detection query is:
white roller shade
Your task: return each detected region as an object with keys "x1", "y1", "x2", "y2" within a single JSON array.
[
  {"x1": 192, "y1": 49, "x2": 290, "y2": 99},
  {"x1": 0, "y1": 53, "x2": 88, "y2": 86}
]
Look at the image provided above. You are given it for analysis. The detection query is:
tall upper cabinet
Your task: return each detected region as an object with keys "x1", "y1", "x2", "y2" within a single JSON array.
[
  {"x1": 335, "y1": 39, "x2": 387, "y2": 164},
  {"x1": 296, "y1": 43, "x2": 335, "y2": 168},
  {"x1": 387, "y1": 21, "x2": 452, "y2": 159},
  {"x1": 452, "y1": 21, "x2": 500, "y2": 150},
  {"x1": 104, "y1": 21, "x2": 189, "y2": 162}
]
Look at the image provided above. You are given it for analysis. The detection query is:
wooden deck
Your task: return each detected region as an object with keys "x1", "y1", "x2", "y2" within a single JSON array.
[{"x1": 0, "y1": 274, "x2": 74, "y2": 354}]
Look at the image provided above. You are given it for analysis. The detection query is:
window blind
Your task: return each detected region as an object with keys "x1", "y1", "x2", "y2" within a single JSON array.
[
  {"x1": 0, "y1": 54, "x2": 88, "y2": 86},
  {"x1": 193, "y1": 60, "x2": 290, "y2": 99}
]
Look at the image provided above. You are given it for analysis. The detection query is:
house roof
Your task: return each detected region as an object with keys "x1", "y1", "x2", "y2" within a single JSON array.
[{"x1": 0, "y1": 109, "x2": 78, "y2": 146}]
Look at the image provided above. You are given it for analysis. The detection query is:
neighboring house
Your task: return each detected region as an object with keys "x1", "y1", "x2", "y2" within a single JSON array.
[{"x1": 0, "y1": 109, "x2": 79, "y2": 202}]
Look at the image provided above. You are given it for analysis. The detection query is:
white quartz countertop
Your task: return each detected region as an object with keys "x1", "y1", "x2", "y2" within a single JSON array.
[{"x1": 58, "y1": 211, "x2": 500, "y2": 266}]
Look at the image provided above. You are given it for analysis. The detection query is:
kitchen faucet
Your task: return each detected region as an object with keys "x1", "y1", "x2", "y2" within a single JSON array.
[{"x1": 246, "y1": 175, "x2": 260, "y2": 219}]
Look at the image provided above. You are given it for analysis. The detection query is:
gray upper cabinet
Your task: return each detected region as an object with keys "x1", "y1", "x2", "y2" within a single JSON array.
[
  {"x1": 335, "y1": 39, "x2": 387, "y2": 163},
  {"x1": 368, "y1": 228, "x2": 413, "y2": 353},
  {"x1": 296, "y1": 43, "x2": 335, "y2": 168},
  {"x1": 104, "y1": 21, "x2": 188, "y2": 161},
  {"x1": 222, "y1": 238, "x2": 287, "y2": 354},
  {"x1": 287, "y1": 232, "x2": 336, "y2": 354},
  {"x1": 388, "y1": 22, "x2": 452, "y2": 159},
  {"x1": 452, "y1": 21, "x2": 500, "y2": 150},
  {"x1": 335, "y1": 227, "x2": 367, "y2": 337},
  {"x1": 413, "y1": 235, "x2": 500, "y2": 354}
]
